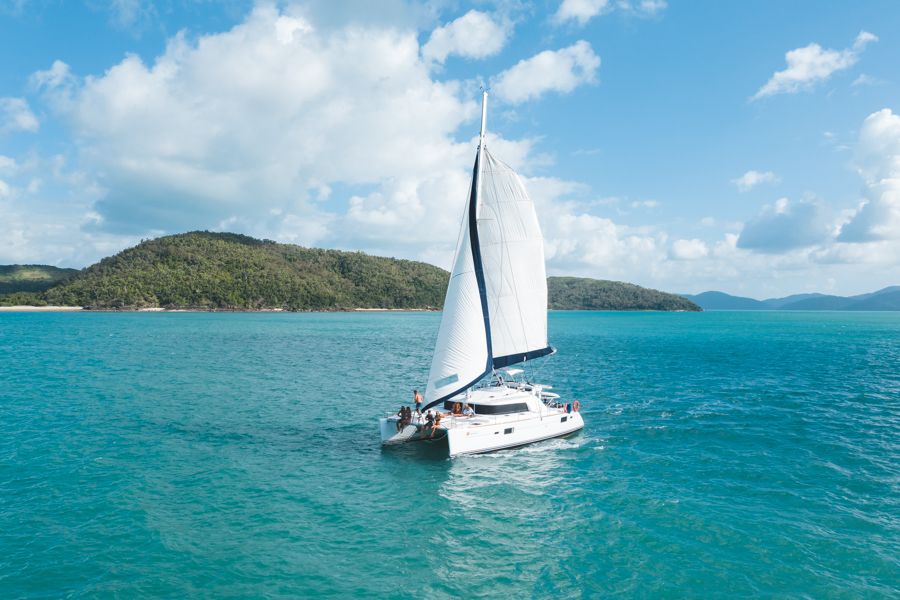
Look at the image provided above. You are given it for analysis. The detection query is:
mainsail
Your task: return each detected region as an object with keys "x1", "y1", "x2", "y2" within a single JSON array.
[{"x1": 423, "y1": 93, "x2": 553, "y2": 409}]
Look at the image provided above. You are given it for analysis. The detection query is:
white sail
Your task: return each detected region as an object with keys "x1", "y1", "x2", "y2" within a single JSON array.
[
  {"x1": 423, "y1": 93, "x2": 552, "y2": 409},
  {"x1": 478, "y1": 147, "x2": 552, "y2": 367},
  {"x1": 381, "y1": 91, "x2": 585, "y2": 454},
  {"x1": 423, "y1": 163, "x2": 490, "y2": 407}
]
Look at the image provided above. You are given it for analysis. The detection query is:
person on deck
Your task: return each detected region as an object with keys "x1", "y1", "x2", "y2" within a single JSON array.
[
  {"x1": 424, "y1": 410, "x2": 435, "y2": 433},
  {"x1": 452, "y1": 402, "x2": 462, "y2": 416},
  {"x1": 413, "y1": 389, "x2": 423, "y2": 413},
  {"x1": 396, "y1": 405, "x2": 406, "y2": 432},
  {"x1": 431, "y1": 413, "x2": 443, "y2": 437},
  {"x1": 462, "y1": 403, "x2": 475, "y2": 417}
]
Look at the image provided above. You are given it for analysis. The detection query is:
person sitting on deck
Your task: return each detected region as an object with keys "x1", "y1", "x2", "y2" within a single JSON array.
[
  {"x1": 396, "y1": 405, "x2": 406, "y2": 432},
  {"x1": 451, "y1": 402, "x2": 462, "y2": 416},
  {"x1": 401, "y1": 406, "x2": 411, "y2": 429},
  {"x1": 424, "y1": 410, "x2": 434, "y2": 431},
  {"x1": 431, "y1": 412, "x2": 443, "y2": 437},
  {"x1": 462, "y1": 403, "x2": 475, "y2": 417}
]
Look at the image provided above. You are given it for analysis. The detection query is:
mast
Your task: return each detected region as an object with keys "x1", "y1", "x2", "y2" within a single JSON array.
[
  {"x1": 476, "y1": 91, "x2": 487, "y2": 213},
  {"x1": 479, "y1": 91, "x2": 488, "y2": 148},
  {"x1": 470, "y1": 89, "x2": 493, "y2": 381}
]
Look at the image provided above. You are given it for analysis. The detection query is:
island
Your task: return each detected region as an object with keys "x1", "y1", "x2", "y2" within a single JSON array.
[{"x1": 0, "y1": 231, "x2": 700, "y2": 312}]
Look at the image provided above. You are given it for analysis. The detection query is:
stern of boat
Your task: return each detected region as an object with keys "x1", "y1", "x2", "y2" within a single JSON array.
[{"x1": 379, "y1": 417, "x2": 399, "y2": 443}]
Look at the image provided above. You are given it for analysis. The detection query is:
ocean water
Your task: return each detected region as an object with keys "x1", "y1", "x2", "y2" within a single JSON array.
[{"x1": 1, "y1": 311, "x2": 898, "y2": 598}]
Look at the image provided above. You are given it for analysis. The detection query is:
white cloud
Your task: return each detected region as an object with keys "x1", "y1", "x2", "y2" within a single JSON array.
[
  {"x1": 553, "y1": 0, "x2": 665, "y2": 25},
  {"x1": 851, "y1": 73, "x2": 880, "y2": 87},
  {"x1": 636, "y1": 0, "x2": 667, "y2": 15},
  {"x1": 30, "y1": 60, "x2": 74, "y2": 91},
  {"x1": 617, "y1": 0, "x2": 667, "y2": 16},
  {"x1": 732, "y1": 170, "x2": 780, "y2": 192},
  {"x1": 752, "y1": 31, "x2": 877, "y2": 100},
  {"x1": 21, "y1": 5, "x2": 567, "y2": 268},
  {"x1": 0, "y1": 155, "x2": 17, "y2": 175},
  {"x1": 492, "y1": 41, "x2": 600, "y2": 104},
  {"x1": 839, "y1": 108, "x2": 900, "y2": 242},
  {"x1": 422, "y1": 10, "x2": 508, "y2": 64},
  {"x1": 738, "y1": 197, "x2": 832, "y2": 252},
  {"x1": 669, "y1": 238, "x2": 709, "y2": 260},
  {"x1": 854, "y1": 107, "x2": 900, "y2": 182},
  {"x1": 542, "y1": 211, "x2": 665, "y2": 277},
  {"x1": 31, "y1": 6, "x2": 486, "y2": 247},
  {"x1": 109, "y1": 0, "x2": 154, "y2": 29},
  {"x1": 0, "y1": 97, "x2": 39, "y2": 133},
  {"x1": 553, "y1": 0, "x2": 611, "y2": 25},
  {"x1": 630, "y1": 199, "x2": 658, "y2": 209}
]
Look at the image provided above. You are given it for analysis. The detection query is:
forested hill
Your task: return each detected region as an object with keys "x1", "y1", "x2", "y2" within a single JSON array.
[
  {"x1": 0, "y1": 265, "x2": 79, "y2": 294},
  {"x1": 1, "y1": 232, "x2": 700, "y2": 311},
  {"x1": 548, "y1": 276, "x2": 701, "y2": 311},
  {"x1": 41, "y1": 232, "x2": 448, "y2": 310}
]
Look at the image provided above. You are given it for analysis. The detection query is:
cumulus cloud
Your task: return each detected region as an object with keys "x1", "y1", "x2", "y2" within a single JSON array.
[
  {"x1": 732, "y1": 170, "x2": 780, "y2": 192},
  {"x1": 23, "y1": 5, "x2": 594, "y2": 270},
  {"x1": 492, "y1": 41, "x2": 600, "y2": 104},
  {"x1": 0, "y1": 97, "x2": 39, "y2": 133},
  {"x1": 752, "y1": 31, "x2": 877, "y2": 100},
  {"x1": 669, "y1": 238, "x2": 709, "y2": 260},
  {"x1": 31, "y1": 6, "x2": 489, "y2": 247},
  {"x1": 838, "y1": 108, "x2": 900, "y2": 242},
  {"x1": 543, "y1": 211, "x2": 665, "y2": 277},
  {"x1": 738, "y1": 197, "x2": 832, "y2": 252},
  {"x1": 422, "y1": 10, "x2": 508, "y2": 64},
  {"x1": 553, "y1": 0, "x2": 611, "y2": 25}
]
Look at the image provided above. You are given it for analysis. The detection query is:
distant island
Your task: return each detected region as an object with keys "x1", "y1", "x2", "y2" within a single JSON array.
[
  {"x1": 550, "y1": 276, "x2": 698, "y2": 311},
  {"x1": 0, "y1": 231, "x2": 699, "y2": 312},
  {"x1": 682, "y1": 288, "x2": 900, "y2": 311},
  {"x1": 0, "y1": 265, "x2": 79, "y2": 294}
]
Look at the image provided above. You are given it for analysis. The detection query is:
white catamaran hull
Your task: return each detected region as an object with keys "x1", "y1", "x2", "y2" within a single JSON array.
[
  {"x1": 446, "y1": 411, "x2": 583, "y2": 456},
  {"x1": 380, "y1": 411, "x2": 583, "y2": 456},
  {"x1": 380, "y1": 384, "x2": 584, "y2": 457}
]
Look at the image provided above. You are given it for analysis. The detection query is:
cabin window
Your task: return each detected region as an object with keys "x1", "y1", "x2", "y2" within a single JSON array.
[
  {"x1": 561, "y1": 416, "x2": 568, "y2": 423},
  {"x1": 504, "y1": 427, "x2": 514, "y2": 435}
]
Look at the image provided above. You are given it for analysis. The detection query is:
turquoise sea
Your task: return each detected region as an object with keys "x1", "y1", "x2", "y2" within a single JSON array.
[{"x1": 1, "y1": 311, "x2": 898, "y2": 597}]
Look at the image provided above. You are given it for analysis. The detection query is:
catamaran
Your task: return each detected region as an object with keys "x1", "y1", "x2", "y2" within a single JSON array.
[{"x1": 379, "y1": 92, "x2": 584, "y2": 456}]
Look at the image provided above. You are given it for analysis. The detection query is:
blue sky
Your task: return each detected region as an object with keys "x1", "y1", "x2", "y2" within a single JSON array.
[{"x1": 1, "y1": 0, "x2": 899, "y2": 297}]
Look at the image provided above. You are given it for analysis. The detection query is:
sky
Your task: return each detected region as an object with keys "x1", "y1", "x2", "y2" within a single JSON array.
[{"x1": 1, "y1": 0, "x2": 899, "y2": 298}]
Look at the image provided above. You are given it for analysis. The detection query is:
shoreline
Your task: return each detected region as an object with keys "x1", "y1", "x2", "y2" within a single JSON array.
[
  {"x1": 0, "y1": 305, "x2": 440, "y2": 313},
  {"x1": 0, "y1": 305, "x2": 84, "y2": 312}
]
